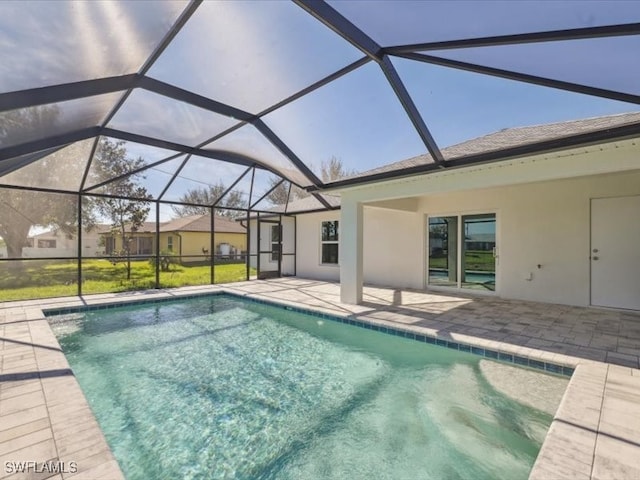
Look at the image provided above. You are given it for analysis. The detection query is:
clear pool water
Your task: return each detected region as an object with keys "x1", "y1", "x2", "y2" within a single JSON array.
[{"x1": 51, "y1": 295, "x2": 559, "y2": 480}]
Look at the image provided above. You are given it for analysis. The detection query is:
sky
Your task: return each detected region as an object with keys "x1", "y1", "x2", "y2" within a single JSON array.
[
  {"x1": 139, "y1": 1, "x2": 640, "y2": 176},
  {"x1": 1, "y1": 0, "x2": 640, "y2": 228}
]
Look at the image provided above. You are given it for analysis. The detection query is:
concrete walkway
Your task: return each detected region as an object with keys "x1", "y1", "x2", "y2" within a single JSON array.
[{"x1": 1, "y1": 278, "x2": 639, "y2": 479}]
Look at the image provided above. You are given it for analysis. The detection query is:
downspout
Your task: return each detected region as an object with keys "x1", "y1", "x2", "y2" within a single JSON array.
[{"x1": 175, "y1": 232, "x2": 183, "y2": 264}]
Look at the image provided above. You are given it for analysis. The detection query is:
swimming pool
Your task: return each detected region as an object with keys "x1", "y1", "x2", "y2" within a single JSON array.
[{"x1": 50, "y1": 294, "x2": 566, "y2": 480}]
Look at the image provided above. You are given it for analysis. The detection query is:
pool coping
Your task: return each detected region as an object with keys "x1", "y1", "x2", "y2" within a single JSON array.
[{"x1": 2, "y1": 284, "x2": 639, "y2": 479}]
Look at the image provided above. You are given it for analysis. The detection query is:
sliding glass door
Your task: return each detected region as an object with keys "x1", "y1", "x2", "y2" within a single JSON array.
[
  {"x1": 428, "y1": 216, "x2": 458, "y2": 287},
  {"x1": 428, "y1": 213, "x2": 496, "y2": 292}
]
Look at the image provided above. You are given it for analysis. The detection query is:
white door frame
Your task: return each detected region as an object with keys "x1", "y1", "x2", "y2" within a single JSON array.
[{"x1": 424, "y1": 209, "x2": 500, "y2": 295}]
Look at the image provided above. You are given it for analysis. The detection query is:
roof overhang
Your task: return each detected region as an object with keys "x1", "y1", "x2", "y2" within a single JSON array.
[{"x1": 334, "y1": 136, "x2": 640, "y2": 203}]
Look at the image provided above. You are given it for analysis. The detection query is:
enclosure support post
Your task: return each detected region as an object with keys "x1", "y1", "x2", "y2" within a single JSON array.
[
  {"x1": 211, "y1": 207, "x2": 215, "y2": 285},
  {"x1": 340, "y1": 200, "x2": 363, "y2": 304},
  {"x1": 256, "y1": 213, "x2": 261, "y2": 279},
  {"x1": 293, "y1": 215, "x2": 297, "y2": 277},
  {"x1": 245, "y1": 209, "x2": 251, "y2": 281},
  {"x1": 246, "y1": 167, "x2": 255, "y2": 282},
  {"x1": 155, "y1": 201, "x2": 160, "y2": 289},
  {"x1": 77, "y1": 193, "x2": 83, "y2": 296},
  {"x1": 277, "y1": 215, "x2": 282, "y2": 277}
]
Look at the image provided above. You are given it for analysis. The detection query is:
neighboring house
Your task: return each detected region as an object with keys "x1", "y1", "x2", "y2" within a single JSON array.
[
  {"x1": 249, "y1": 112, "x2": 640, "y2": 311},
  {"x1": 19, "y1": 228, "x2": 103, "y2": 258},
  {"x1": 159, "y1": 214, "x2": 246, "y2": 262},
  {"x1": 98, "y1": 215, "x2": 246, "y2": 263}
]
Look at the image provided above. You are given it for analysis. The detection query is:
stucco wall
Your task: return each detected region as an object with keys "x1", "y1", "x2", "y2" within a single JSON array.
[
  {"x1": 18, "y1": 230, "x2": 103, "y2": 258},
  {"x1": 103, "y1": 233, "x2": 154, "y2": 255},
  {"x1": 160, "y1": 232, "x2": 246, "y2": 258},
  {"x1": 417, "y1": 170, "x2": 640, "y2": 306},
  {"x1": 282, "y1": 216, "x2": 296, "y2": 276},
  {"x1": 295, "y1": 211, "x2": 341, "y2": 281},
  {"x1": 362, "y1": 207, "x2": 424, "y2": 289},
  {"x1": 294, "y1": 208, "x2": 423, "y2": 287}
]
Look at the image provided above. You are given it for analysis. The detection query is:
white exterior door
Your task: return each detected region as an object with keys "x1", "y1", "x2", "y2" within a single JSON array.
[{"x1": 591, "y1": 195, "x2": 640, "y2": 310}]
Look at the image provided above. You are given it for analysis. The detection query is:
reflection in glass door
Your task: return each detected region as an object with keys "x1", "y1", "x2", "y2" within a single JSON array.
[
  {"x1": 427, "y1": 213, "x2": 496, "y2": 292},
  {"x1": 461, "y1": 214, "x2": 496, "y2": 291},
  {"x1": 428, "y1": 216, "x2": 458, "y2": 287}
]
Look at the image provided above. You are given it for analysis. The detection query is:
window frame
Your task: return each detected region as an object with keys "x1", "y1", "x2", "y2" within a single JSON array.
[
  {"x1": 426, "y1": 210, "x2": 499, "y2": 295},
  {"x1": 320, "y1": 220, "x2": 339, "y2": 266},
  {"x1": 135, "y1": 236, "x2": 153, "y2": 256},
  {"x1": 37, "y1": 239, "x2": 57, "y2": 248},
  {"x1": 104, "y1": 236, "x2": 115, "y2": 255}
]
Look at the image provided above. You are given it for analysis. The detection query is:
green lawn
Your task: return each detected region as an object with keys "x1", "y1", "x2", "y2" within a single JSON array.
[{"x1": 0, "y1": 259, "x2": 255, "y2": 302}]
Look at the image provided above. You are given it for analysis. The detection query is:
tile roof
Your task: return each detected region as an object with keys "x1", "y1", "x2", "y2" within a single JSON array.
[
  {"x1": 92, "y1": 215, "x2": 245, "y2": 235},
  {"x1": 92, "y1": 222, "x2": 156, "y2": 234},
  {"x1": 159, "y1": 214, "x2": 245, "y2": 234},
  {"x1": 353, "y1": 111, "x2": 640, "y2": 178}
]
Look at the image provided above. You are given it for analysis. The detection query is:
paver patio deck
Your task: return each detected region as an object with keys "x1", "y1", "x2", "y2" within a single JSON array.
[{"x1": 1, "y1": 278, "x2": 639, "y2": 479}]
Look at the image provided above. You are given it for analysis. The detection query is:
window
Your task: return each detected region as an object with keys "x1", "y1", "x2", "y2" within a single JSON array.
[
  {"x1": 25, "y1": 238, "x2": 34, "y2": 247},
  {"x1": 321, "y1": 220, "x2": 339, "y2": 265},
  {"x1": 135, "y1": 237, "x2": 153, "y2": 255},
  {"x1": 105, "y1": 237, "x2": 116, "y2": 255},
  {"x1": 37, "y1": 239, "x2": 56, "y2": 248},
  {"x1": 167, "y1": 236, "x2": 173, "y2": 252},
  {"x1": 271, "y1": 225, "x2": 281, "y2": 262}
]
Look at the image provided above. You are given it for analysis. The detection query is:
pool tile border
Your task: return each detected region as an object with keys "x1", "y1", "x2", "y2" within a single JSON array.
[{"x1": 44, "y1": 290, "x2": 574, "y2": 377}]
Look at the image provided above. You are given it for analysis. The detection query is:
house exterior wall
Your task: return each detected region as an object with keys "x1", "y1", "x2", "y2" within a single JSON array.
[
  {"x1": 171, "y1": 232, "x2": 209, "y2": 257},
  {"x1": 415, "y1": 170, "x2": 640, "y2": 306},
  {"x1": 81, "y1": 230, "x2": 103, "y2": 257},
  {"x1": 23, "y1": 232, "x2": 76, "y2": 258},
  {"x1": 159, "y1": 232, "x2": 246, "y2": 259},
  {"x1": 282, "y1": 216, "x2": 296, "y2": 276},
  {"x1": 97, "y1": 231, "x2": 246, "y2": 260},
  {"x1": 295, "y1": 211, "x2": 341, "y2": 281},
  {"x1": 293, "y1": 208, "x2": 424, "y2": 287},
  {"x1": 362, "y1": 207, "x2": 424, "y2": 289},
  {"x1": 102, "y1": 233, "x2": 155, "y2": 256},
  {"x1": 20, "y1": 229, "x2": 102, "y2": 258},
  {"x1": 212, "y1": 232, "x2": 246, "y2": 256}
]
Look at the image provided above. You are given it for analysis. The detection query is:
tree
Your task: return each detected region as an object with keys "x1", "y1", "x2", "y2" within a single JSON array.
[
  {"x1": 265, "y1": 180, "x2": 308, "y2": 206},
  {"x1": 265, "y1": 156, "x2": 356, "y2": 207},
  {"x1": 0, "y1": 105, "x2": 60, "y2": 146},
  {"x1": 265, "y1": 180, "x2": 290, "y2": 206},
  {"x1": 321, "y1": 156, "x2": 355, "y2": 182},
  {"x1": 91, "y1": 139, "x2": 152, "y2": 280},
  {"x1": 171, "y1": 182, "x2": 244, "y2": 218},
  {"x1": 0, "y1": 105, "x2": 81, "y2": 261}
]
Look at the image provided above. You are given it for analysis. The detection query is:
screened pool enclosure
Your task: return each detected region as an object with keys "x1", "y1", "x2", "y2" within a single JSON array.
[{"x1": 1, "y1": 1, "x2": 639, "y2": 301}]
